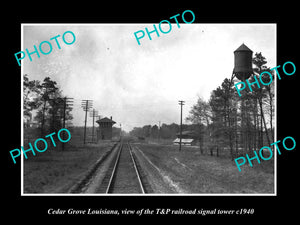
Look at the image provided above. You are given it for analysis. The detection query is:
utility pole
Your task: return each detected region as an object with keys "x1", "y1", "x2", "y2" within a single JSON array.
[
  {"x1": 62, "y1": 97, "x2": 74, "y2": 128},
  {"x1": 178, "y1": 100, "x2": 185, "y2": 151},
  {"x1": 89, "y1": 109, "x2": 98, "y2": 143},
  {"x1": 81, "y1": 100, "x2": 93, "y2": 144},
  {"x1": 44, "y1": 97, "x2": 73, "y2": 150},
  {"x1": 92, "y1": 109, "x2": 95, "y2": 143},
  {"x1": 158, "y1": 121, "x2": 161, "y2": 144},
  {"x1": 62, "y1": 97, "x2": 73, "y2": 150},
  {"x1": 120, "y1": 123, "x2": 122, "y2": 141}
]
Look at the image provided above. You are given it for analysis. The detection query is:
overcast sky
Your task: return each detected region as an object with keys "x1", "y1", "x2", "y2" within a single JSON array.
[{"x1": 22, "y1": 24, "x2": 276, "y2": 132}]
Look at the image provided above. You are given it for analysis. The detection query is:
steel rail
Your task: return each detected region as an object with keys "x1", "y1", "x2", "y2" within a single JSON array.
[
  {"x1": 128, "y1": 143, "x2": 145, "y2": 194},
  {"x1": 105, "y1": 142, "x2": 123, "y2": 193},
  {"x1": 105, "y1": 142, "x2": 146, "y2": 194}
]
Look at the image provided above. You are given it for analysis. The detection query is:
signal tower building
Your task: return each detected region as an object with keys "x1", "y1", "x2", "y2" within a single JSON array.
[{"x1": 96, "y1": 116, "x2": 116, "y2": 141}]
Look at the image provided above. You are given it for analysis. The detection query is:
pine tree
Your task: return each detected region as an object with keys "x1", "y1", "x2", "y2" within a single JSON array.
[
  {"x1": 209, "y1": 78, "x2": 237, "y2": 159},
  {"x1": 186, "y1": 96, "x2": 211, "y2": 154},
  {"x1": 252, "y1": 52, "x2": 272, "y2": 147},
  {"x1": 23, "y1": 74, "x2": 42, "y2": 127}
]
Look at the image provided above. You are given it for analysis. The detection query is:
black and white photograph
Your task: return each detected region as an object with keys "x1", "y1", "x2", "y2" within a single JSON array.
[
  {"x1": 21, "y1": 23, "x2": 276, "y2": 195},
  {"x1": 4, "y1": 4, "x2": 298, "y2": 220}
]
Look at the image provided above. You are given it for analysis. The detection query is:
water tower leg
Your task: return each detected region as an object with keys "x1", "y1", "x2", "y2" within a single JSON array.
[{"x1": 240, "y1": 78, "x2": 247, "y2": 154}]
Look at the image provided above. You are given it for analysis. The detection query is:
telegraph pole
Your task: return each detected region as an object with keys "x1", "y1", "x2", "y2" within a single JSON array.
[
  {"x1": 62, "y1": 97, "x2": 74, "y2": 129},
  {"x1": 178, "y1": 100, "x2": 185, "y2": 151},
  {"x1": 44, "y1": 97, "x2": 73, "y2": 150},
  {"x1": 62, "y1": 97, "x2": 73, "y2": 150},
  {"x1": 158, "y1": 121, "x2": 161, "y2": 144},
  {"x1": 81, "y1": 100, "x2": 93, "y2": 144},
  {"x1": 92, "y1": 109, "x2": 95, "y2": 143},
  {"x1": 120, "y1": 123, "x2": 122, "y2": 141},
  {"x1": 89, "y1": 109, "x2": 98, "y2": 143}
]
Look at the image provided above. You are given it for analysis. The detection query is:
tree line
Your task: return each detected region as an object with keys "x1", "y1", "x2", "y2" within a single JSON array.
[
  {"x1": 130, "y1": 123, "x2": 178, "y2": 140},
  {"x1": 23, "y1": 74, "x2": 73, "y2": 136},
  {"x1": 129, "y1": 123, "x2": 203, "y2": 141}
]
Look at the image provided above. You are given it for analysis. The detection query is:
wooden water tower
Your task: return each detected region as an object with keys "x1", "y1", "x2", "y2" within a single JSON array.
[
  {"x1": 233, "y1": 43, "x2": 253, "y2": 153},
  {"x1": 233, "y1": 43, "x2": 253, "y2": 81}
]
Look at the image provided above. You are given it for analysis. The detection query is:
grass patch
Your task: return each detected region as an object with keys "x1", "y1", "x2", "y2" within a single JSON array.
[
  {"x1": 23, "y1": 142, "x2": 116, "y2": 193},
  {"x1": 136, "y1": 143, "x2": 274, "y2": 194}
]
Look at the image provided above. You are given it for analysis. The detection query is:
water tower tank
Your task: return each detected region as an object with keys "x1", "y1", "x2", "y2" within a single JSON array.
[{"x1": 233, "y1": 43, "x2": 253, "y2": 80}]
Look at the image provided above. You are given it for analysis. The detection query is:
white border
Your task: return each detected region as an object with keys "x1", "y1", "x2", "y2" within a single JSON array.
[
  {"x1": 21, "y1": 23, "x2": 24, "y2": 195},
  {"x1": 21, "y1": 23, "x2": 277, "y2": 196}
]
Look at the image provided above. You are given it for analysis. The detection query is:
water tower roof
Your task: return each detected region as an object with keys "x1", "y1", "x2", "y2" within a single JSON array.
[{"x1": 234, "y1": 43, "x2": 253, "y2": 52}]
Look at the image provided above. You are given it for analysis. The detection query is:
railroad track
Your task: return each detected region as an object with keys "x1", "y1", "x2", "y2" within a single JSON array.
[
  {"x1": 99, "y1": 142, "x2": 146, "y2": 194},
  {"x1": 70, "y1": 141, "x2": 151, "y2": 194}
]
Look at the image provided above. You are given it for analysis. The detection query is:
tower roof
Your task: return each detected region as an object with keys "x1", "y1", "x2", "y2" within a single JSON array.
[
  {"x1": 234, "y1": 43, "x2": 253, "y2": 52},
  {"x1": 96, "y1": 117, "x2": 116, "y2": 124}
]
